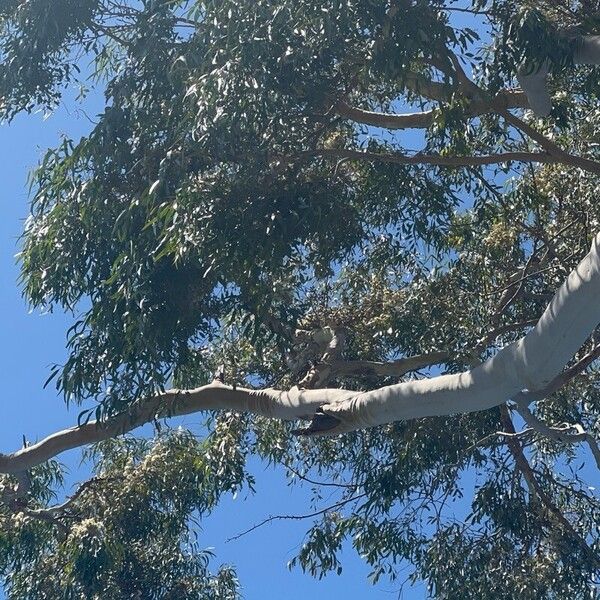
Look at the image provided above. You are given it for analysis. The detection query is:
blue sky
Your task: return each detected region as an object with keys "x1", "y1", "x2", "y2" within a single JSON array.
[{"x1": 0, "y1": 92, "x2": 427, "y2": 598}]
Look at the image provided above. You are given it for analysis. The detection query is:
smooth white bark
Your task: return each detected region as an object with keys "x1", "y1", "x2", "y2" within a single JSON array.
[
  {"x1": 1, "y1": 234, "x2": 600, "y2": 471},
  {"x1": 0, "y1": 384, "x2": 355, "y2": 473},
  {"x1": 321, "y1": 233, "x2": 600, "y2": 431},
  {"x1": 518, "y1": 35, "x2": 600, "y2": 117}
]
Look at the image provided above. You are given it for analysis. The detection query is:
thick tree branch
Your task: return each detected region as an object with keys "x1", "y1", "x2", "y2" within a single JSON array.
[
  {"x1": 514, "y1": 343, "x2": 600, "y2": 404},
  {"x1": 334, "y1": 100, "x2": 438, "y2": 130},
  {"x1": 333, "y1": 89, "x2": 529, "y2": 130},
  {"x1": 2, "y1": 234, "x2": 600, "y2": 470},
  {"x1": 0, "y1": 385, "x2": 356, "y2": 474},
  {"x1": 313, "y1": 233, "x2": 600, "y2": 433}
]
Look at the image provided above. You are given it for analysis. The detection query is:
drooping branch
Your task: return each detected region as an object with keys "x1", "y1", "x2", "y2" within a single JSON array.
[
  {"x1": 514, "y1": 403, "x2": 600, "y2": 470},
  {"x1": 226, "y1": 491, "x2": 366, "y2": 542},
  {"x1": 499, "y1": 406, "x2": 600, "y2": 569}
]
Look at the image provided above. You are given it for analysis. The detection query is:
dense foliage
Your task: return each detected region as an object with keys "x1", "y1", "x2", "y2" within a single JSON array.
[{"x1": 1, "y1": 0, "x2": 600, "y2": 598}]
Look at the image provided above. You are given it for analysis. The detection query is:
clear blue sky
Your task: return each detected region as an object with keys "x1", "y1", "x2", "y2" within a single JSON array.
[{"x1": 0, "y1": 93, "x2": 427, "y2": 598}]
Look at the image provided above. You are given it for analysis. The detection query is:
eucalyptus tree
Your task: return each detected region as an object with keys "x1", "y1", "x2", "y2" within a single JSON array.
[{"x1": 1, "y1": 0, "x2": 600, "y2": 598}]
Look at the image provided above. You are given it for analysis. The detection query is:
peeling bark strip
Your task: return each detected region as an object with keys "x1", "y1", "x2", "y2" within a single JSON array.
[
  {"x1": 518, "y1": 35, "x2": 600, "y2": 117},
  {"x1": 1, "y1": 235, "x2": 600, "y2": 472}
]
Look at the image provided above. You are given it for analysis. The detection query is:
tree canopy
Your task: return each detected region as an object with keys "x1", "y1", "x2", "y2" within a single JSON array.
[{"x1": 1, "y1": 0, "x2": 600, "y2": 597}]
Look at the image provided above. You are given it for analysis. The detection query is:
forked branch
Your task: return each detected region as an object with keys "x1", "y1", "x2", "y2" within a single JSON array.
[{"x1": 1, "y1": 234, "x2": 600, "y2": 473}]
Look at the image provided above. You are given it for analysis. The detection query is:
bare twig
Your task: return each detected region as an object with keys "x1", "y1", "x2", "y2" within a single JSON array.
[
  {"x1": 284, "y1": 463, "x2": 357, "y2": 489},
  {"x1": 514, "y1": 403, "x2": 600, "y2": 470},
  {"x1": 226, "y1": 492, "x2": 366, "y2": 542}
]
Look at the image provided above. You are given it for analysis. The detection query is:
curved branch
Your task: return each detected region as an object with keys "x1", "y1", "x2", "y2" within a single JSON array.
[
  {"x1": 334, "y1": 100, "x2": 437, "y2": 129},
  {"x1": 499, "y1": 406, "x2": 600, "y2": 569},
  {"x1": 334, "y1": 90, "x2": 529, "y2": 130},
  {"x1": 514, "y1": 404, "x2": 600, "y2": 469},
  {"x1": 305, "y1": 147, "x2": 558, "y2": 169},
  {"x1": 497, "y1": 108, "x2": 600, "y2": 175},
  {"x1": 0, "y1": 385, "x2": 356, "y2": 474},
  {"x1": 3, "y1": 235, "x2": 600, "y2": 470},
  {"x1": 315, "y1": 233, "x2": 600, "y2": 433}
]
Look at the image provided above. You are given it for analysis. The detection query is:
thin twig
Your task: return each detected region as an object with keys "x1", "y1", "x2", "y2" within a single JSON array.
[
  {"x1": 284, "y1": 463, "x2": 357, "y2": 489},
  {"x1": 226, "y1": 493, "x2": 366, "y2": 542},
  {"x1": 499, "y1": 405, "x2": 600, "y2": 569},
  {"x1": 514, "y1": 404, "x2": 600, "y2": 470}
]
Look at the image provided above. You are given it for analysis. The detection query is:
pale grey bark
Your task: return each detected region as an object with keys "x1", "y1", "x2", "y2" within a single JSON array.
[
  {"x1": 1, "y1": 235, "x2": 600, "y2": 471},
  {"x1": 0, "y1": 384, "x2": 355, "y2": 474},
  {"x1": 517, "y1": 61, "x2": 551, "y2": 117},
  {"x1": 320, "y1": 233, "x2": 600, "y2": 431},
  {"x1": 518, "y1": 35, "x2": 600, "y2": 117},
  {"x1": 514, "y1": 403, "x2": 600, "y2": 469}
]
